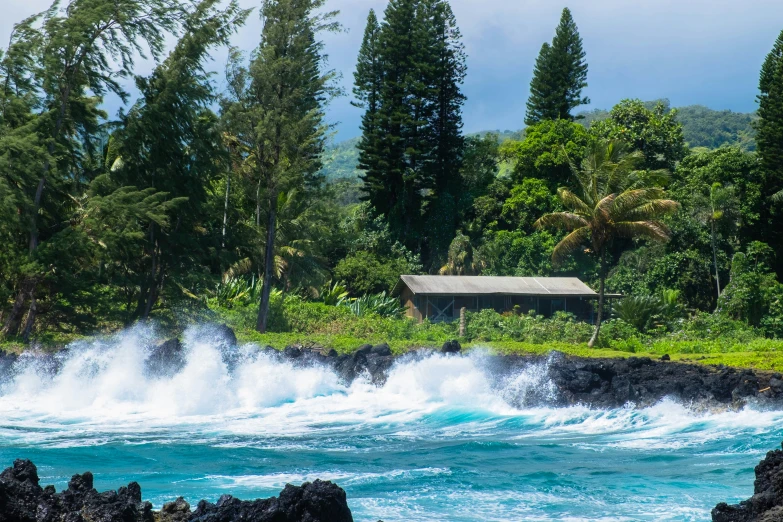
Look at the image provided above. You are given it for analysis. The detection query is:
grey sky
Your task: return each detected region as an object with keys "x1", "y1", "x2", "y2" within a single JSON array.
[{"x1": 3, "y1": 0, "x2": 783, "y2": 141}]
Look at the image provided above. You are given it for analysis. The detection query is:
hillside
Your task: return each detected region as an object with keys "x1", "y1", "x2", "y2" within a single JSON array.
[{"x1": 319, "y1": 103, "x2": 757, "y2": 181}]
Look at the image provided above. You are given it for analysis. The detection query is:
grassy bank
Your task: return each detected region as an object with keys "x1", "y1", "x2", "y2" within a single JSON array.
[
  {"x1": 233, "y1": 331, "x2": 783, "y2": 371},
  {"x1": 218, "y1": 297, "x2": 783, "y2": 371}
]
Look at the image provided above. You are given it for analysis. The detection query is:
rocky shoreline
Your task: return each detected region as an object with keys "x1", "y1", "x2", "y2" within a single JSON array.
[
  {"x1": 257, "y1": 338, "x2": 783, "y2": 410},
  {"x1": 713, "y1": 442, "x2": 783, "y2": 522},
  {"x1": 0, "y1": 459, "x2": 353, "y2": 522},
  {"x1": 3, "y1": 324, "x2": 781, "y2": 411}
]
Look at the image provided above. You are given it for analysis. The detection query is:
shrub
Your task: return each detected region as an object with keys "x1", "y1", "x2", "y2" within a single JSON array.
[
  {"x1": 339, "y1": 291, "x2": 405, "y2": 318},
  {"x1": 612, "y1": 295, "x2": 665, "y2": 332},
  {"x1": 333, "y1": 251, "x2": 417, "y2": 295}
]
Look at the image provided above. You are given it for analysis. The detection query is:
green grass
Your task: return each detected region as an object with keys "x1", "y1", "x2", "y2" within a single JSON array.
[{"x1": 232, "y1": 331, "x2": 783, "y2": 371}]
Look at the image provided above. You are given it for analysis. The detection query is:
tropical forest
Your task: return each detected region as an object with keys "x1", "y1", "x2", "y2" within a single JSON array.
[{"x1": 3, "y1": 0, "x2": 783, "y2": 520}]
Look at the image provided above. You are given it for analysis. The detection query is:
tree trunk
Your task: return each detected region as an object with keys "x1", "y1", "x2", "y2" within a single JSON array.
[
  {"x1": 711, "y1": 220, "x2": 721, "y2": 300},
  {"x1": 256, "y1": 193, "x2": 278, "y2": 333},
  {"x1": 588, "y1": 250, "x2": 606, "y2": 348},
  {"x1": 21, "y1": 293, "x2": 37, "y2": 342},
  {"x1": 1, "y1": 284, "x2": 29, "y2": 338},
  {"x1": 142, "y1": 236, "x2": 159, "y2": 320},
  {"x1": 222, "y1": 170, "x2": 231, "y2": 249}
]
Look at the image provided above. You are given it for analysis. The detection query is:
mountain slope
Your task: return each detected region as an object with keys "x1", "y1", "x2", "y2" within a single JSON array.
[{"x1": 319, "y1": 103, "x2": 757, "y2": 181}]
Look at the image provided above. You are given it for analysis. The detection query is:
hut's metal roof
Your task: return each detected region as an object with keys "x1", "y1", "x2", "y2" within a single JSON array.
[{"x1": 395, "y1": 275, "x2": 597, "y2": 297}]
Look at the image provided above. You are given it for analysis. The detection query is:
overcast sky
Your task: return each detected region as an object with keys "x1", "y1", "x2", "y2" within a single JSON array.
[{"x1": 4, "y1": 0, "x2": 783, "y2": 142}]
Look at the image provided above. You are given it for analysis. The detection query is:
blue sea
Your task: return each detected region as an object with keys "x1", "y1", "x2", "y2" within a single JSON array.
[{"x1": 0, "y1": 326, "x2": 780, "y2": 521}]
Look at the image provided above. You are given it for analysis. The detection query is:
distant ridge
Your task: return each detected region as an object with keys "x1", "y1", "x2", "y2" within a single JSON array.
[{"x1": 319, "y1": 103, "x2": 757, "y2": 182}]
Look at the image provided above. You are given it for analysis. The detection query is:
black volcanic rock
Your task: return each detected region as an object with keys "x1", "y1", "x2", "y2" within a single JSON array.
[
  {"x1": 713, "y1": 442, "x2": 783, "y2": 522},
  {"x1": 0, "y1": 460, "x2": 353, "y2": 522},
  {"x1": 189, "y1": 480, "x2": 353, "y2": 522},
  {"x1": 0, "y1": 459, "x2": 43, "y2": 522},
  {"x1": 441, "y1": 340, "x2": 461, "y2": 354},
  {"x1": 320, "y1": 347, "x2": 781, "y2": 409},
  {"x1": 146, "y1": 338, "x2": 186, "y2": 378}
]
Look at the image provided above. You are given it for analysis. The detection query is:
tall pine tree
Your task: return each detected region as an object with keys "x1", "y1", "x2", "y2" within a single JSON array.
[
  {"x1": 525, "y1": 7, "x2": 588, "y2": 125},
  {"x1": 354, "y1": 0, "x2": 466, "y2": 261},
  {"x1": 422, "y1": 0, "x2": 466, "y2": 264},
  {"x1": 757, "y1": 29, "x2": 783, "y2": 190},
  {"x1": 221, "y1": 0, "x2": 338, "y2": 333},
  {"x1": 353, "y1": 10, "x2": 384, "y2": 207}
]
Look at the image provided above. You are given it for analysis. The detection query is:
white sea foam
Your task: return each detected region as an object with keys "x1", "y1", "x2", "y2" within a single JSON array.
[{"x1": 0, "y1": 324, "x2": 781, "y2": 450}]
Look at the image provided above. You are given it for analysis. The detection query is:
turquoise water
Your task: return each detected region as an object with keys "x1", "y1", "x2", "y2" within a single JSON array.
[{"x1": 0, "y1": 327, "x2": 780, "y2": 521}]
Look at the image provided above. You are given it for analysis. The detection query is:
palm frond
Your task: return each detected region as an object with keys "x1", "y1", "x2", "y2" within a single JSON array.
[
  {"x1": 614, "y1": 220, "x2": 672, "y2": 242},
  {"x1": 610, "y1": 188, "x2": 666, "y2": 215},
  {"x1": 535, "y1": 212, "x2": 589, "y2": 231},
  {"x1": 621, "y1": 199, "x2": 680, "y2": 221},
  {"x1": 552, "y1": 227, "x2": 590, "y2": 266},
  {"x1": 223, "y1": 258, "x2": 252, "y2": 282},
  {"x1": 772, "y1": 189, "x2": 783, "y2": 203},
  {"x1": 557, "y1": 188, "x2": 592, "y2": 215}
]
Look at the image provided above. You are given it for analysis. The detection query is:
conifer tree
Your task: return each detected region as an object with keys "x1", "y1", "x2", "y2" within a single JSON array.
[
  {"x1": 372, "y1": 0, "x2": 424, "y2": 244},
  {"x1": 221, "y1": 0, "x2": 338, "y2": 333},
  {"x1": 422, "y1": 0, "x2": 466, "y2": 262},
  {"x1": 757, "y1": 29, "x2": 783, "y2": 188},
  {"x1": 354, "y1": 0, "x2": 466, "y2": 259},
  {"x1": 525, "y1": 7, "x2": 589, "y2": 125},
  {"x1": 353, "y1": 10, "x2": 384, "y2": 207}
]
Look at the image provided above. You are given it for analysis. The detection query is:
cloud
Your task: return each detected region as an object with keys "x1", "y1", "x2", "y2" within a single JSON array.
[{"x1": 3, "y1": 0, "x2": 783, "y2": 141}]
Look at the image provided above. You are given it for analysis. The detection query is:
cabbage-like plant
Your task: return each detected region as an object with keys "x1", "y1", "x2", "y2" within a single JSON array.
[
  {"x1": 340, "y1": 291, "x2": 405, "y2": 318},
  {"x1": 612, "y1": 295, "x2": 665, "y2": 332},
  {"x1": 320, "y1": 281, "x2": 349, "y2": 305}
]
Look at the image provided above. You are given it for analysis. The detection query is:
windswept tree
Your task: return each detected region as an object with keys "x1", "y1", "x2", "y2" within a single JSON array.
[
  {"x1": 525, "y1": 7, "x2": 589, "y2": 125},
  {"x1": 106, "y1": 0, "x2": 248, "y2": 320},
  {"x1": 1, "y1": 0, "x2": 185, "y2": 337},
  {"x1": 535, "y1": 140, "x2": 679, "y2": 346},
  {"x1": 221, "y1": 0, "x2": 339, "y2": 333}
]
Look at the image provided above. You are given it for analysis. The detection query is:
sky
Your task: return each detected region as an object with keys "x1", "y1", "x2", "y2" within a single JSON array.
[{"x1": 3, "y1": 0, "x2": 783, "y2": 142}]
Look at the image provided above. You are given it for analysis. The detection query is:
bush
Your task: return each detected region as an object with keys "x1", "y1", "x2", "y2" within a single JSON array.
[
  {"x1": 333, "y1": 251, "x2": 417, "y2": 295},
  {"x1": 465, "y1": 309, "x2": 593, "y2": 344},
  {"x1": 339, "y1": 291, "x2": 405, "y2": 318},
  {"x1": 612, "y1": 295, "x2": 665, "y2": 332}
]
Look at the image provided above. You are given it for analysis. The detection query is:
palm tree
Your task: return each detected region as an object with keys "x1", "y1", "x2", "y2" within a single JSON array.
[{"x1": 534, "y1": 140, "x2": 680, "y2": 347}]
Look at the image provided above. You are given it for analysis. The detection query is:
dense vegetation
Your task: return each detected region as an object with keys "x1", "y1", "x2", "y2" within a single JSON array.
[
  {"x1": 3, "y1": 1, "x2": 783, "y2": 370},
  {"x1": 320, "y1": 102, "x2": 759, "y2": 181}
]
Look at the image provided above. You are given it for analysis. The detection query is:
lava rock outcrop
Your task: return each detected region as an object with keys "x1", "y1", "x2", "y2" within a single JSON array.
[
  {"x1": 713, "y1": 442, "x2": 783, "y2": 522},
  {"x1": 0, "y1": 459, "x2": 353, "y2": 522}
]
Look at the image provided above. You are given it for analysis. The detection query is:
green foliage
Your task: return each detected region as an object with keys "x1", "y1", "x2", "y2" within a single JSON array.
[
  {"x1": 717, "y1": 242, "x2": 782, "y2": 327},
  {"x1": 319, "y1": 138, "x2": 363, "y2": 181},
  {"x1": 320, "y1": 281, "x2": 349, "y2": 306},
  {"x1": 501, "y1": 119, "x2": 592, "y2": 188},
  {"x1": 501, "y1": 178, "x2": 559, "y2": 232},
  {"x1": 675, "y1": 106, "x2": 756, "y2": 150},
  {"x1": 334, "y1": 251, "x2": 415, "y2": 295},
  {"x1": 589, "y1": 99, "x2": 687, "y2": 170},
  {"x1": 465, "y1": 309, "x2": 593, "y2": 344},
  {"x1": 612, "y1": 296, "x2": 665, "y2": 332},
  {"x1": 525, "y1": 8, "x2": 589, "y2": 125},
  {"x1": 340, "y1": 291, "x2": 405, "y2": 318}
]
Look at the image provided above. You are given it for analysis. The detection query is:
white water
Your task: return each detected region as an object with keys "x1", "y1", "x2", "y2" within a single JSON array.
[{"x1": 0, "y1": 325, "x2": 779, "y2": 521}]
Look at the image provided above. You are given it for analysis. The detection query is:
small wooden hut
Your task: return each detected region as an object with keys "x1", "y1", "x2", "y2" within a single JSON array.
[{"x1": 393, "y1": 275, "x2": 599, "y2": 323}]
